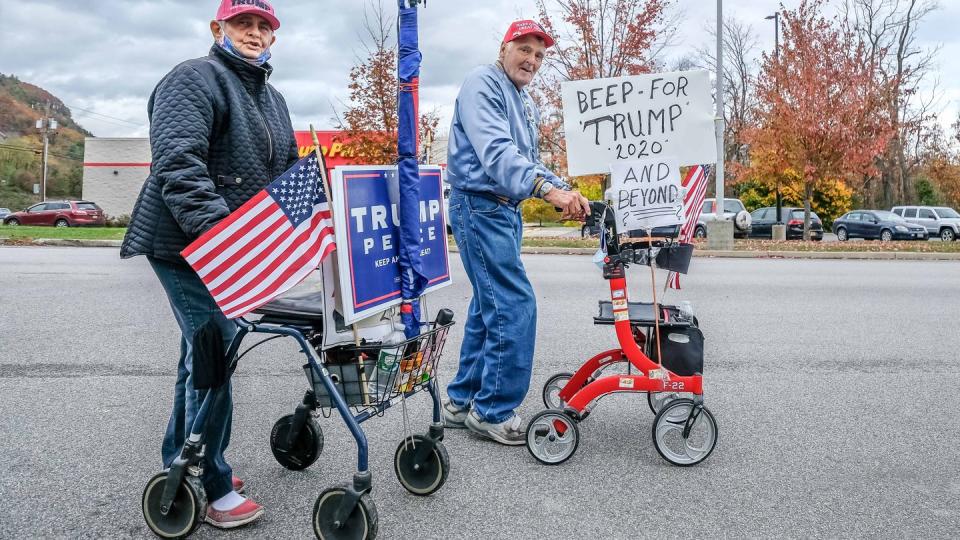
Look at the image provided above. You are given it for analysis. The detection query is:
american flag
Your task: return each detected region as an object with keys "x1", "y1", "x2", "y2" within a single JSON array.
[
  {"x1": 181, "y1": 154, "x2": 336, "y2": 319},
  {"x1": 668, "y1": 165, "x2": 710, "y2": 290}
]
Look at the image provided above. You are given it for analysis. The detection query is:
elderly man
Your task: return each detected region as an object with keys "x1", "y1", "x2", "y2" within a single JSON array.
[
  {"x1": 122, "y1": 0, "x2": 296, "y2": 529},
  {"x1": 442, "y1": 20, "x2": 590, "y2": 445}
]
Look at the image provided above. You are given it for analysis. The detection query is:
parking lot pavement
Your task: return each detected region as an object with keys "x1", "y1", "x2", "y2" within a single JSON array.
[{"x1": 1, "y1": 247, "x2": 958, "y2": 539}]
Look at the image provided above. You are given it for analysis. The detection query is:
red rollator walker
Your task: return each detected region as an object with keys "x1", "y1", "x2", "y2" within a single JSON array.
[{"x1": 526, "y1": 201, "x2": 718, "y2": 466}]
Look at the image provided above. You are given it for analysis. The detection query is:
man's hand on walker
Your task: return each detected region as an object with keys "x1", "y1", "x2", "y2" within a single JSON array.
[{"x1": 545, "y1": 188, "x2": 591, "y2": 221}]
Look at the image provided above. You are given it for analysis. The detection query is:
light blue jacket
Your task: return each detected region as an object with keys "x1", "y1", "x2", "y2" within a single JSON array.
[{"x1": 446, "y1": 64, "x2": 570, "y2": 205}]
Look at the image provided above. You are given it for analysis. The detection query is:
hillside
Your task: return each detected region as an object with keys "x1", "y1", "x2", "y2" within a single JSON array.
[{"x1": 0, "y1": 74, "x2": 93, "y2": 211}]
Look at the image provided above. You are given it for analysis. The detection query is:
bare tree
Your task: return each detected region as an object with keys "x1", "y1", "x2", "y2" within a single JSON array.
[
  {"x1": 694, "y1": 17, "x2": 762, "y2": 179},
  {"x1": 334, "y1": 0, "x2": 439, "y2": 165},
  {"x1": 844, "y1": 0, "x2": 941, "y2": 207}
]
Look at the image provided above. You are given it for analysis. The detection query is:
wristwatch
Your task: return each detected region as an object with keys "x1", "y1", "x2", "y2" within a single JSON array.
[{"x1": 538, "y1": 180, "x2": 555, "y2": 199}]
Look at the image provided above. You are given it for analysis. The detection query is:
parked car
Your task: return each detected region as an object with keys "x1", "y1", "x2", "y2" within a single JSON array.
[
  {"x1": 0, "y1": 208, "x2": 10, "y2": 221},
  {"x1": 748, "y1": 207, "x2": 824, "y2": 240},
  {"x1": 3, "y1": 200, "x2": 105, "y2": 227},
  {"x1": 583, "y1": 197, "x2": 752, "y2": 239},
  {"x1": 693, "y1": 198, "x2": 752, "y2": 239},
  {"x1": 890, "y1": 205, "x2": 960, "y2": 242},
  {"x1": 832, "y1": 210, "x2": 927, "y2": 242}
]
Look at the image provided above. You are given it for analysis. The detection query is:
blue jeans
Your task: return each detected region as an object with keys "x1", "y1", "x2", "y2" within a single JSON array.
[
  {"x1": 446, "y1": 188, "x2": 537, "y2": 424},
  {"x1": 148, "y1": 257, "x2": 238, "y2": 501}
]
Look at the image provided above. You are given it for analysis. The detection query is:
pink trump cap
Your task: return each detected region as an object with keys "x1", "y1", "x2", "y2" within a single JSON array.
[{"x1": 216, "y1": 0, "x2": 280, "y2": 30}]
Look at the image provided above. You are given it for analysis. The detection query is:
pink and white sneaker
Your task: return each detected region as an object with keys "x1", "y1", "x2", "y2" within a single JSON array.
[{"x1": 205, "y1": 498, "x2": 264, "y2": 529}]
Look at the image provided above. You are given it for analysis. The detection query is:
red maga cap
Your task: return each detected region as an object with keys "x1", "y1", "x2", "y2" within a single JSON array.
[
  {"x1": 216, "y1": 0, "x2": 280, "y2": 31},
  {"x1": 502, "y1": 19, "x2": 555, "y2": 48}
]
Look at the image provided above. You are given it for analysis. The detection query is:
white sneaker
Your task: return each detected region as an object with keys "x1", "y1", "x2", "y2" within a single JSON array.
[
  {"x1": 464, "y1": 410, "x2": 526, "y2": 446},
  {"x1": 442, "y1": 400, "x2": 469, "y2": 428}
]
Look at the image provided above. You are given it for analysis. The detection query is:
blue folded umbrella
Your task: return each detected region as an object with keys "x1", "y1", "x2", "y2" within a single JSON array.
[{"x1": 397, "y1": 0, "x2": 429, "y2": 338}]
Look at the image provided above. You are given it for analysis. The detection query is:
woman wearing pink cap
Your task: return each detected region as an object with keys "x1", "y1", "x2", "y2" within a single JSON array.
[{"x1": 124, "y1": 0, "x2": 294, "y2": 530}]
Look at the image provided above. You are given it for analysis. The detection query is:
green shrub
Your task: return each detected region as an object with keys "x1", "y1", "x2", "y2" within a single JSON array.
[{"x1": 105, "y1": 214, "x2": 131, "y2": 228}]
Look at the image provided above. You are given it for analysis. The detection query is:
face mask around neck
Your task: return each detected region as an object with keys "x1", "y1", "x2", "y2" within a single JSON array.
[{"x1": 216, "y1": 28, "x2": 271, "y2": 67}]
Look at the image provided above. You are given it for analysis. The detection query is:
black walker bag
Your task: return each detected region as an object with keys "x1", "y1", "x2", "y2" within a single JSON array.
[{"x1": 648, "y1": 324, "x2": 704, "y2": 376}]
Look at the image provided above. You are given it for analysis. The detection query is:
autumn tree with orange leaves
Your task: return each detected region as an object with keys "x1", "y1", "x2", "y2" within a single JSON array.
[
  {"x1": 746, "y1": 0, "x2": 893, "y2": 239},
  {"x1": 338, "y1": 1, "x2": 439, "y2": 165}
]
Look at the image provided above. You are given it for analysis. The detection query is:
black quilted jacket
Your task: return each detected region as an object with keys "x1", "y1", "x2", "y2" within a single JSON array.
[{"x1": 121, "y1": 45, "x2": 298, "y2": 262}]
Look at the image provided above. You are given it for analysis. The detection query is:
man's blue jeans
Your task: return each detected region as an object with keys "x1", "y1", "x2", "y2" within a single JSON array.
[
  {"x1": 148, "y1": 257, "x2": 238, "y2": 502},
  {"x1": 446, "y1": 188, "x2": 537, "y2": 424}
]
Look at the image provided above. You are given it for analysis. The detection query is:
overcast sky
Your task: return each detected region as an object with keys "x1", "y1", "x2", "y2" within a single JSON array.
[{"x1": 1, "y1": 0, "x2": 956, "y2": 138}]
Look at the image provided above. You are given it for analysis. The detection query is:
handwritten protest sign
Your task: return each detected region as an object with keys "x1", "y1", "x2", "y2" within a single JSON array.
[
  {"x1": 561, "y1": 70, "x2": 716, "y2": 176},
  {"x1": 607, "y1": 158, "x2": 683, "y2": 232}
]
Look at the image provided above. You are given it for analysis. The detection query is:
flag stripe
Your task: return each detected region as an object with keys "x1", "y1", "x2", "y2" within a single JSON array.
[
  {"x1": 180, "y1": 154, "x2": 338, "y2": 320},
  {"x1": 223, "y1": 235, "x2": 337, "y2": 318},
  {"x1": 218, "y1": 216, "x2": 333, "y2": 312},
  {"x1": 670, "y1": 165, "x2": 710, "y2": 290},
  {"x1": 183, "y1": 192, "x2": 273, "y2": 262},
  {"x1": 209, "y1": 208, "x2": 331, "y2": 300},
  {"x1": 207, "y1": 218, "x2": 299, "y2": 297},
  {"x1": 205, "y1": 205, "x2": 331, "y2": 294},
  {"x1": 196, "y1": 209, "x2": 287, "y2": 281},
  {"x1": 215, "y1": 209, "x2": 332, "y2": 308}
]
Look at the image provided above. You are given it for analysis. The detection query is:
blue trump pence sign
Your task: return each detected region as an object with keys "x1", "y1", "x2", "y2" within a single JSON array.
[{"x1": 330, "y1": 165, "x2": 451, "y2": 323}]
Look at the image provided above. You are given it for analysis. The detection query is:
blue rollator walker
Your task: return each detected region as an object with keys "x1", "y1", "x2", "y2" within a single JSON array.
[
  {"x1": 140, "y1": 290, "x2": 456, "y2": 539},
  {"x1": 143, "y1": 1, "x2": 441, "y2": 536}
]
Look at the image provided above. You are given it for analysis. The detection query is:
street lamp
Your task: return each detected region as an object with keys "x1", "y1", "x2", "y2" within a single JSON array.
[
  {"x1": 715, "y1": 0, "x2": 725, "y2": 237},
  {"x1": 765, "y1": 13, "x2": 780, "y2": 57},
  {"x1": 765, "y1": 12, "x2": 782, "y2": 226},
  {"x1": 707, "y1": 0, "x2": 734, "y2": 249}
]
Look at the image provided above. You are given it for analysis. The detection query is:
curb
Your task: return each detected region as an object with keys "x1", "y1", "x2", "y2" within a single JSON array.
[
  {"x1": 0, "y1": 238, "x2": 124, "y2": 248},
  {"x1": 453, "y1": 245, "x2": 960, "y2": 261},
  {"x1": 3, "y1": 238, "x2": 959, "y2": 260}
]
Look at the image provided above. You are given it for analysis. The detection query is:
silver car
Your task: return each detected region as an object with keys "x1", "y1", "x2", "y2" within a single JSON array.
[
  {"x1": 693, "y1": 198, "x2": 752, "y2": 239},
  {"x1": 891, "y1": 206, "x2": 960, "y2": 241}
]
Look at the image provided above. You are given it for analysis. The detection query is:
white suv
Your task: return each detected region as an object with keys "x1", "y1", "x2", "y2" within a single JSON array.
[
  {"x1": 891, "y1": 206, "x2": 960, "y2": 241},
  {"x1": 694, "y1": 198, "x2": 753, "y2": 239}
]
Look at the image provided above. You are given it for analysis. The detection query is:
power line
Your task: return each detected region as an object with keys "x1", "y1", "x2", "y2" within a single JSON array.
[
  {"x1": 64, "y1": 104, "x2": 145, "y2": 127},
  {"x1": 0, "y1": 143, "x2": 38, "y2": 154},
  {"x1": 0, "y1": 143, "x2": 82, "y2": 162}
]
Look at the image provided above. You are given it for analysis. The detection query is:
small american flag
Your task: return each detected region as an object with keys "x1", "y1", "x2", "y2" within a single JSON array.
[
  {"x1": 181, "y1": 155, "x2": 336, "y2": 319},
  {"x1": 668, "y1": 165, "x2": 710, "y2": 290}
]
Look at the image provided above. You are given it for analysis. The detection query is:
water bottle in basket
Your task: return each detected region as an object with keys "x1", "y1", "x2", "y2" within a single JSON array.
[{"x1": 367, "y1": 321, "x2": 406, "y2": 401}]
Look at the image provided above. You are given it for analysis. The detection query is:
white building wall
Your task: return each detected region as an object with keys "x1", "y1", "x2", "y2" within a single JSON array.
[{"x1": 82, "y1": 138, "x2": 151, "y2": 218}]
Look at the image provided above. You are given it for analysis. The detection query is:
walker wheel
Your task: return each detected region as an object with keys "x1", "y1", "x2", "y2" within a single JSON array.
[
  {"x1": 652, "y1": 399, "x2": 718, "y2": 466},
  {"x1": 141, "y1": 472, "x2": 206, "y2": 539},
  {"x1": 313, "y1": 486, "x2": 378, "y2": 540},
  {"x1": 647, "y1": 391, "x2": 693, "y2": 415},
  {"x1": 526, "y1": 409, "x2": 580, "y2": 465},
  {"x1": 542, "y1": 372, "x2": 574, "y2": 409},
  {"x1": 394, "y1": 435, "x2": 450, "y2": 496},
  {"x1": 270, "y1": 414, "x2": 324, "y2": 470}
]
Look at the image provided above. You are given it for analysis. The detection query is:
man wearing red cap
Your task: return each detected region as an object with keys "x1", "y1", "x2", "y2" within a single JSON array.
[
  {"x1": 123, "y1": 0, "x2": 293, "y2": 529},
  {"x1": 443, "y1": 20, "x2": 590, "y2": 445}
]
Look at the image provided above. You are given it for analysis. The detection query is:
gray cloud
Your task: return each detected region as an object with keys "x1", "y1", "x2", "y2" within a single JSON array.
[{"x1": 1, "y1": 0, "x2": 954, "y2": 137}]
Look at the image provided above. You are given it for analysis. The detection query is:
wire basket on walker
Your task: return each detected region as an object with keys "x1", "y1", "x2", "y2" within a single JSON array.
[
  {"x1": 140, "y1": 266, "x2": 456, "y2": 540},
  {"x1": 525, "y1": 201, "x2": 718, "y2": 467}
]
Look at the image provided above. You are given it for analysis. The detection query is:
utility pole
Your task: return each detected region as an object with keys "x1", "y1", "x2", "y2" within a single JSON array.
[
  {"x1": 36, "y1": 102, "x2": 58, "y2": 202},
  {"x1": 715, "y1": 0, "x2": 724, "y2": 217},
  {"x1": 707, "y1": 0, "x2": 733, "y2": 249},
  {"x1": 765, "y1": 12, "x2": 782, "y2": 226}
]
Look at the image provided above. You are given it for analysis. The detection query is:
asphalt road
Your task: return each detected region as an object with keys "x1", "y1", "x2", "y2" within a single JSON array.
[{"x1": 1, "y1": 247, "x2": 958, "y2": 539}]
